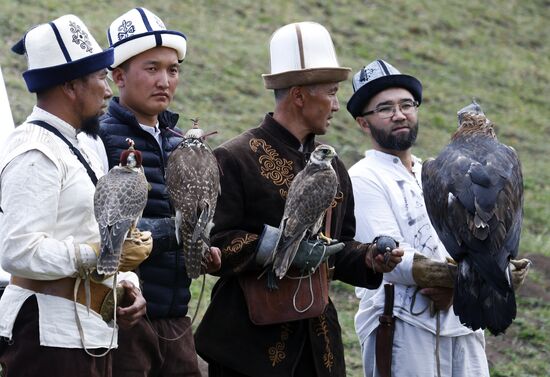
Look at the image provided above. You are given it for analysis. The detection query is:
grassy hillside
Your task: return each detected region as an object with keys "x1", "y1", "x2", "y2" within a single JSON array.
[{"x1": 1, "y1": 1, "x2": 549, "y2": 376}]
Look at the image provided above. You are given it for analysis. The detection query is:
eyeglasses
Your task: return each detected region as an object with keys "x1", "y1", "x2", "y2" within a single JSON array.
[{"x1": 361, "y1": 100, "x2": 419, "y2": 119}]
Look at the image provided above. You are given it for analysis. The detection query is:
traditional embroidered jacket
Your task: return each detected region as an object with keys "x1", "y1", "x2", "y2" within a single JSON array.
[{"x1": 195, "y1": 114, "x2": 382, "y2": 377}]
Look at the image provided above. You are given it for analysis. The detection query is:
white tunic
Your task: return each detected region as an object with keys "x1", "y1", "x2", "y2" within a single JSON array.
[
  {"x1": 0, "y1": 106, "x2": 138, "y2": 349},
  {"x1": 348, "y1": 150, "x2": 473, "y2": 342}
]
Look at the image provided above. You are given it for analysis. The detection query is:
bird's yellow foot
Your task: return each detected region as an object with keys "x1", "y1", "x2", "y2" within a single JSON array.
[{"x1": 318, "y1": 232, "x2": 333, "y2": 245}]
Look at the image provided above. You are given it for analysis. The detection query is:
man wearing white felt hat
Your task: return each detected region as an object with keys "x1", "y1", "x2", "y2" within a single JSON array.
[
  {"x1": 0, "y1": 14, "x2": 148, "y2": 377},
  {"x1": 97, "y1": 7, "x2": 221, "y2": 377},
  {"x1": 195, "y1": 22, "x2": 403, "y2": 377}
]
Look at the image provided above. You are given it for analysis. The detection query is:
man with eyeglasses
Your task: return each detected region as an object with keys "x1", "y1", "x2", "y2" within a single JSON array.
[{"x1": 346, "y1": 60, "x2": 490, "y2": 377}]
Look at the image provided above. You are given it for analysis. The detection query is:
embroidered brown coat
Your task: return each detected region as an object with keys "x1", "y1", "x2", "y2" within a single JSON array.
[{"x1": 195, "y1": 114, "x2": 382, "y2": 377}]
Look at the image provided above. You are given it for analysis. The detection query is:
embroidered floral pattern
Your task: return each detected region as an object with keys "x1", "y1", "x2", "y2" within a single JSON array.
[
  {"x1": 315, "y1": 314, "x2": 334, "y2": 371},
  {"x1": 268, "y1": 323, "x2": 292, "y2": 366},
  {"x1": 69, "y1": 21, "x2": 92, "y2": 53},
  {"x1": 117, "y1": 20, "x2": 135, "y2": 41},
  {"x1": 249, "y1": 138, "x2": 294, "y2": 199},
  {"x1": 224, "y1": 234, "x2": 258, "y2": 254}
]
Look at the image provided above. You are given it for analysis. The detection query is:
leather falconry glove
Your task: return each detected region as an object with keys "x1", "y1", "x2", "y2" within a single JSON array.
[
  {"x1": 118, "y1": 229, "x2": 153, "y2": 272},
  {"x1": 255, "y1": 224, "x2": 344, "y2": 270},
  {"x1": 290, "y1": 238, "x2": 344, "y2": 272},
  {"x1": 412, "y1": 253, "x2": 457, "y2": 289}
]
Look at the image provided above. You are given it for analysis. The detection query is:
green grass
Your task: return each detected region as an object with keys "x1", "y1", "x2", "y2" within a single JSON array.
[{"x1": 2, "y1": 1, "x2": 549, "y2": 375}]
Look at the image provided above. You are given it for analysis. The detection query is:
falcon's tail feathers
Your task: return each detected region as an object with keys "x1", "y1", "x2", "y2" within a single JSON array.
[
  {"x1": 272, "y1": 235, "x2": 302, "y2": 279},
  {"x1": 96, "y1": 220, "x2": 132, "y2": 275}
]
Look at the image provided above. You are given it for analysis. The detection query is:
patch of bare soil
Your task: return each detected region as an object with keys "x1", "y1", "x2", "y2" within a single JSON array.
[{"x1": 485, "y1": 253, "x2": 550, "y2": 368}]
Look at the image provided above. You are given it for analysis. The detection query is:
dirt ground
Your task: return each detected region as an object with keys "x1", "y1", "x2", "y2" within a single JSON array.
[{"x1": 484, "y1": 253, "x2": 550, "y2": 369}]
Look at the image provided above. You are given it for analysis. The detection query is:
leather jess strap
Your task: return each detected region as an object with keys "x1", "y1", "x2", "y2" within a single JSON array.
[{"x1": 10, "y1": 276, "x2": 111, "y2": 314}]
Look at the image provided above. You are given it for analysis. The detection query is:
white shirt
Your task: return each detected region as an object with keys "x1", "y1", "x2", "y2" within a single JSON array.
[
  {"x1": 0, "y1": 106, "x2": 138, "y2": 349},
  {"x1": 78, "y1": 132, "x2": 109, "y2": 175},
  {"x1": 140, "y1": 122, "x2": 162, "y2": 148},
  {"x1": 349, "y1": 150, "x2": 473, "y2": 343}
]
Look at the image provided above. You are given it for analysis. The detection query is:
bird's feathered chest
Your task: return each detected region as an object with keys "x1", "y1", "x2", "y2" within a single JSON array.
[
  {"x1": 94, "y1": 167, "x2": 148, "y2": 224},
  {"x1": 165, "y1": 138, "x2": 220, "y2": 214},
  {"x1": 284, "y1": 163, "x2": 338, "y2": 219}
]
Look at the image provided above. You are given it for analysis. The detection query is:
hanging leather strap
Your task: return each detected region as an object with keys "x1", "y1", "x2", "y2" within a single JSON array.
[
  {"x1": 376, "y1": 283, "x2": 395, "y2": 377},
  {"x1": 28, "y1": 120, "x2": 98, "y2": 185}
]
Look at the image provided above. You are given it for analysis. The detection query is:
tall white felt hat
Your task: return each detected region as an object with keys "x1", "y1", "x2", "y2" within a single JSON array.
[
  {"x1": 262, "y1": 22, "x2": 351, "y2": 90},
  {"x1": 11, "y1": 14, "x2": 113, "y2": 93},
  {"x1": 347, "y1": 59, "x2": 422, "y2": 118},
  {"x1": 107, "y1": 7, "x2": 187, "y2": 68}
]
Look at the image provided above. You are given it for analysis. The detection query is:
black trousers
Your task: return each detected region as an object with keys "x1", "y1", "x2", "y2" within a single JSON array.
[{"x1": 207, "y1": 333, "x2": 317, "y2": 377}]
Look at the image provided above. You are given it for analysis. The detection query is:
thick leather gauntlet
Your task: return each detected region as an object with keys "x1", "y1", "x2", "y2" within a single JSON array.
[
  {"x1": 290, "y1": 239, "x2": 344, "y2": 271},
  {"x1": 119, "y1": 229, "x2": 153, "y2": 272},
  {"x1": 412, "y1": 253, "x2": 457, "y2": 288},
  {"x1": 255, "y1": 224, "x2": 344, "y2": 270}
]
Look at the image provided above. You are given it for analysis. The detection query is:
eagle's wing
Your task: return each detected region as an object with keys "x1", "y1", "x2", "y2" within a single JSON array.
[{"x1": 422, "y1": 115, "x2": 524, "y2": 335}]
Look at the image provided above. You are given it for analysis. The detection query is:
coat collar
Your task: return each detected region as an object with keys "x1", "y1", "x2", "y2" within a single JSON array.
[
  {"x1": 107, "y1": 97, "x2": 180, "y2": 130},
  {"x1": 260, "y1": 113, "x2": 316, "y2": 153}
]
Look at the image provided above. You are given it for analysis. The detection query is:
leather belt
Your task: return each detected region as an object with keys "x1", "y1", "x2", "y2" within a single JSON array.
[{"x1": 10, "y1": 276, "x2": 112, "y2": 315}]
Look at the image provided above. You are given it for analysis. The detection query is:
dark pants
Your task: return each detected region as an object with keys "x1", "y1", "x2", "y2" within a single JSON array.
[
  {"x1": 0, "y1": 296, "x2": 111, "y2": 377},
  {"x1": 113, "y1": 315, "x2": 201, "y2": 377},
  {"x1": 207, "y1": 333, "x2": 317, "y2": 377}
]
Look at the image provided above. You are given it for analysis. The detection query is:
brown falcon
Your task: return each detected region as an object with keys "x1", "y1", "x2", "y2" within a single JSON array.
[
  {"x1": 421, "y1": 101, "x2": 524, "y2": 335},
  {"x1": 165, "y1": 122, "x2": 220, "y2": 279},
  {"x1": 95, "y1": 139, "x2": 148, "y2": 275},
  {"x1": 269, "y1": 144, "x2": 338, "y2": 279}
]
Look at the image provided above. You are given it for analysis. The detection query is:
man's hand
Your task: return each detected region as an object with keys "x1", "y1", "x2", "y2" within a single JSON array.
[
  {"x1": 116, "y1": 280, "x2": 146, "y2": 329},
  {"x1": 201, "y1": 247, "x2": 222, "y2": 274},
  {"x1": 420, "y1": 287, "x2": 454, "y2": 311},
  {"x1": 119, "y1": 229, "x2": 153, "y2": 272},
  {"x1": 365, "y1": 243, "x2": 403, "y2": 273}
]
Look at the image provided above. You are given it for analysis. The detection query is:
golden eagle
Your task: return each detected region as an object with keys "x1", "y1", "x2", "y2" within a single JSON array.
[{"x1": 421, "y1": 101, "x2": 523, "y2": 335}]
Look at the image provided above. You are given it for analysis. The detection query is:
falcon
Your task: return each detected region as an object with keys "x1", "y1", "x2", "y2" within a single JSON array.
[
  {"x1": 95, "y1": 139, "x2": 148, "y2": 275},
  {"x1": 165, "y1": 121, "x2": 220, "y2": 279},
  {"x1": 270, "y1": 144, "x2": 338, "y2": 279},
  {"x1": 421, "y1": 101, "x2": 524, "y2": 335}
]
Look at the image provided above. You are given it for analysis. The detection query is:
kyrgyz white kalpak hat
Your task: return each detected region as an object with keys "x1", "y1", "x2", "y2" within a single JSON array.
[
  {"x1": 347, "y1": 59, "x2": 422, "y2": 118},
  {"x1": 107, "y1": 7, "x2": 187, "y2": 68},
  {"x1": 262, "y1": 22, "x2": 351, "y2": 90},
  {"x1": 11, "y1": 14, "x2": 113, "y2": 93}
]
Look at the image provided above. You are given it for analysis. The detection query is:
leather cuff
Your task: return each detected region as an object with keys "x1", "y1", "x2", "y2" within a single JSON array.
[{"x1": 255, "y1": 224, "x2": 280, "y2": 266}]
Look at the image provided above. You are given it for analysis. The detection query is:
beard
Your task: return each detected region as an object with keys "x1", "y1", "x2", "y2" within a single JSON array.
[
  {"x1": 369, "y1": 120, "x2": 419, "y2": 151},
  {"x1": 80, "y1": 115, "x2": 100, "y2": 138}
]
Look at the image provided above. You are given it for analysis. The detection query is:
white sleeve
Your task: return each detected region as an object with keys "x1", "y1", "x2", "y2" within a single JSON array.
[
  {"x1": 0, "y1": 151, "x2": 80, "y2": 279},
  {"x1": 351, "y1": 174, "x2": 416, "y2": 286},
  {"x1": 118, "y1": 271, "x2": 141, "y2": 290}
]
